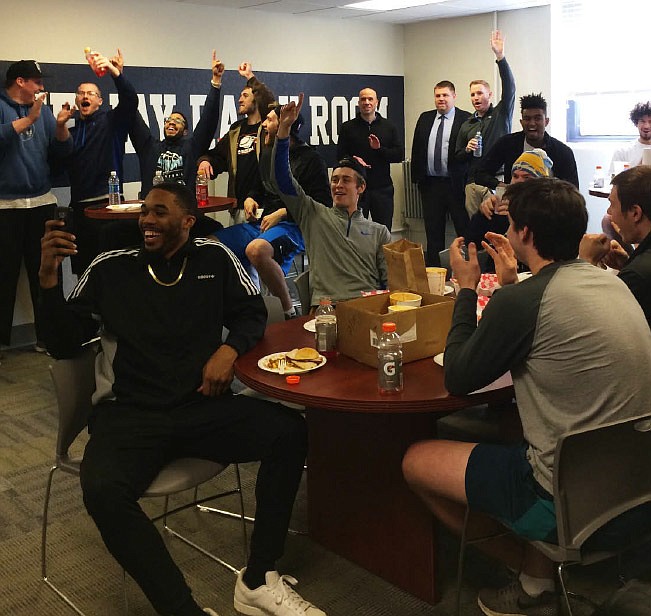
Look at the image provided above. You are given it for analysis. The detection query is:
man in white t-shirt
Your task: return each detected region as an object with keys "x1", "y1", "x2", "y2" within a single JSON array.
[
  {"x1": 604, "y1": 101, "x2": 651, "y2": 244},
  {"x1": 610, "y1": 101, "x2": 651, "y2": 170}
]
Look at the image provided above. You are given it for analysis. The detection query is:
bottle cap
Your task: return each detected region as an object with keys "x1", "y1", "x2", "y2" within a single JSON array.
[
  {"x1": 382, "y1": 322, "x2": 397, "y2": 333},
  {"x1": 319, "y1": 297, "x2": 332, "y2": 306},
  {"x1": 286, "y1": 375, "x2": 300, "y2": 385}
]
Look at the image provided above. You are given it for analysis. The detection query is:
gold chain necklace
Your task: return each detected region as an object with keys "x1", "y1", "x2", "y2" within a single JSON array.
[{"x1": 147, "y1": 256, "x2": 187, "y2": 287}]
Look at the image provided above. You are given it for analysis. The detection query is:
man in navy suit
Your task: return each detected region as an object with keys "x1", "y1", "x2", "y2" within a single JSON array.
[{"x1": 411, "y1": 81, "x2": 470, "y2": 266}]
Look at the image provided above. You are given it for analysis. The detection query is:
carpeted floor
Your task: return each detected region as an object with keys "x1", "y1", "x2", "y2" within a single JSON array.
[{"x1": 1, "y1": 345, "x2": 647, "y2": 616}]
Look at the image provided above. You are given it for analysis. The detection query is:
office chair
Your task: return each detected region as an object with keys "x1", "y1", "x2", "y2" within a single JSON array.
[
  {"x1": 455, "y1": 413, "x2": 651, "y2": 616},
  {"x1": 42, "y1": 343, "x2": 248, "y2": 615}
]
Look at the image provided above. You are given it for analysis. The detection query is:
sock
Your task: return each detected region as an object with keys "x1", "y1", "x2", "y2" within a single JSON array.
[
  {"x1": 519, "y1": 572, "x2": 555, "y2": 597},
  {"x1": 243, "y1": 563, "x2": 273, "y2": 590}
]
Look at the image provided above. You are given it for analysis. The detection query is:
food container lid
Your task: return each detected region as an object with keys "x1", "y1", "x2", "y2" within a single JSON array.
[{"x1": 286, "y1": 375, "x2": 301, "y2": 385}]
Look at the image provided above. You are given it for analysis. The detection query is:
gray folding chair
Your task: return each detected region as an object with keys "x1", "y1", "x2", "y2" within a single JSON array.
[
  {"x1": 455, "y1": 413, "x2": 651, "y2": 616},
  {"x1": 263, "y1": 294, "x2": 285, "y2": 324},
  {"x1": 42, "y1": 343, "x2": 248, "y2": 616},
  {"x1": 293, "y1": 270, "x2": 311, "y2": 316}
]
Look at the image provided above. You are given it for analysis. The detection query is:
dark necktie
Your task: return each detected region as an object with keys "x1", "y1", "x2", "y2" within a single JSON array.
[{"x1": 433, "y1": 114, "x2": 445, "y2": 175}]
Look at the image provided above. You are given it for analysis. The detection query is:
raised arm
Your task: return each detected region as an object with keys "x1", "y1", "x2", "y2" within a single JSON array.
[{"x1": 191, "y1": 50, "x2": 224, "y2": 156}]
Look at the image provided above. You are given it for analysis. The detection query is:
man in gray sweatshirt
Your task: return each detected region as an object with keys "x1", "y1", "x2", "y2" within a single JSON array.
[{"x1": 271, "y1": 94, "x2": 390, "y2": 309}]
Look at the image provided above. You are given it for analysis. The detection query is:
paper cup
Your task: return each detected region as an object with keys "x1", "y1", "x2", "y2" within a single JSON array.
[
  {"x1": 254, "y1": 208, "x2": 264, "y2": 220},
  {"x1": 389, "y1": 292, "x2": 422, "y2": 307},
  {"x1": 426, "y1": 267, "x2": 447, "y2": 295},
  {"x1": 388, "y1": 304, "x2": 417, "y2": 313}
]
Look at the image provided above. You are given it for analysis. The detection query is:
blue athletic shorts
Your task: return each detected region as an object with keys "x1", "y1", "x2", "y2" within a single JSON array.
[
  {"x1": 465, "y1": 442, "x2": 557, "y2": 542},
  {"x1": 214, "y1": 221, "x2": 304, "y2": 274}
]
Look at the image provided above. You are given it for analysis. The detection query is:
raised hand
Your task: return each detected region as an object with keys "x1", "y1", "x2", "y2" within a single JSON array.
[
  {"x1": 57, "y1": 102, "x2": 76, "y2": 126},
  {"x1": 109, "y1": 48, "x2": 124, "y2": 75},
  {"x1": 483, "y1": 232, "x2": 518, "y2": 286},
  {"x1": 238, "y1": 61, "x2": 253, "y2": 80},
  {"x1": 491, "y1": 30, "x2": 505, "y2": 61},
  {"x1": 368, "y1": 134, "x2": 381, "y2": 150},
  {"x1": 212, "y1": 50, "x2": 225, "y2": 85},
  {"x1": 449, "y1": 237, "x2": 481, "y2": 291},
  {"x1": 278, "y1": 93, "x2": 304, "y2": 138}
]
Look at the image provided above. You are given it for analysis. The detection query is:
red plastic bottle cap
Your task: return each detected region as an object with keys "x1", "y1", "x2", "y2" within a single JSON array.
[{"x1": 286, "y1": 375, "x2": 301, "y2": 385}]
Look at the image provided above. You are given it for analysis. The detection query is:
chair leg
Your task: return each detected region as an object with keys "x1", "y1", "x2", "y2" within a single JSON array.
[
  {"x1": 161, "y1": 465, "x2": 249, "y2": 575},
  {"x1": 557, "y1": 562, "x2": 573, "y2": 616},
  {"x1": 234, "y1": 463, "x2": 249, "y2": 564},
  {"x1": 41, "y1": 464, "x2": 88, "y2": 616},
  {"x1": 455, "y1": 507, "x2": 471, "y2": 616}
]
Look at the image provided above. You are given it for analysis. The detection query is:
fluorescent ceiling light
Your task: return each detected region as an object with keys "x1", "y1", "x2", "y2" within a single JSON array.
[{"x1": 343, "y1": 0, "x2": 446, "y2": 10}]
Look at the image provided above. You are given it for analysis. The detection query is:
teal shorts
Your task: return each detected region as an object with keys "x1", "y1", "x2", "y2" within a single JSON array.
[{"x1": 465, "y1": 442, "x2": 557, "y2": 542}]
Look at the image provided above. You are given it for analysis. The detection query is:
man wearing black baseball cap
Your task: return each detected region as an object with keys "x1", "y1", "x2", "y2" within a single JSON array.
[
  {"x1": 0, "y1": 59, "x2": 73, "y2": 350},
  {"x1": 270, "y1": 94, "x2": 391, "y2": 310}
]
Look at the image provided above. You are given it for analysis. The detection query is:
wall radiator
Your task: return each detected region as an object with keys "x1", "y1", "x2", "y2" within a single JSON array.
[{"x1": 402, "y1": 160, "x2": 423, "y2": 219}]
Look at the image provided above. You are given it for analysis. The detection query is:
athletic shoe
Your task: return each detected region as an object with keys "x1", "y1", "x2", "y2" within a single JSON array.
[
  {"x1": 234, "y1": 568, "x2": 326, "y2": 616},
  {"x1": 478, "y1": 580, "x2": 558, "y2": 616}
]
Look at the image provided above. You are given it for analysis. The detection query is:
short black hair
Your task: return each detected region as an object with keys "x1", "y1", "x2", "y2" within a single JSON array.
[
  {"x1": 520, "y1": 93, "x2": 547, "y2": 115},
  {"x1": 504, "y1": 178, "x2": 587, "y2": 261},
  {"x1": 629, "y1": 101, "x2": 651, "y2": 126},
  {"x1": 435, "y1": 80, "x2": 456, "y2": 93},
  {"x1": 611, "y1": 165, "x2": 651, "y2": 219},
  {"x1": 147, "y1": 182, "x2": 198, "y2": 216}
]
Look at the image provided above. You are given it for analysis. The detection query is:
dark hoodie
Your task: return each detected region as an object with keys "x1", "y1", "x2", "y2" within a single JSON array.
[{"x1": 65, "y1": 73, "x2": 138, "y2": 204}]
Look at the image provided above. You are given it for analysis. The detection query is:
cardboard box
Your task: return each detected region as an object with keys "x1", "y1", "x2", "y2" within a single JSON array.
[{"x1": 336, "y1": 291, "x2": 454, "y2": 367}]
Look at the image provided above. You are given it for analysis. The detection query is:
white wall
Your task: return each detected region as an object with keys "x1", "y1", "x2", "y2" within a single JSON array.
[{"x1": 1, "y1": 0, "x2": 404, "y2": 74}]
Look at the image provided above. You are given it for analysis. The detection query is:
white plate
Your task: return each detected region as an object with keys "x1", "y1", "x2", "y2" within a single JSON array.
[
  {"x1": 433, "y1": 353, "x2": 444, "y2": 367},
  {"x1": 303, "y1": 318, "x2": 316, "y2": 333},
  {"x1": 444, "y1": 284, "x2": 454, "y2": 295},
  {"x1": 258, "y1": 351, "x2": 326, "y2": 374},
  {"x1": 106, "y1": 204, "x2": 141, "y2": 211}
]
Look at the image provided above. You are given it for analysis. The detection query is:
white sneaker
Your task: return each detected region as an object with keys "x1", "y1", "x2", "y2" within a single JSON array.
[
  {"x1": 234, "y1": 568, "x2": 326, "y2": 616},
  {"x1": 203, "y1": 609, "x2": 220, "y2": 616}
]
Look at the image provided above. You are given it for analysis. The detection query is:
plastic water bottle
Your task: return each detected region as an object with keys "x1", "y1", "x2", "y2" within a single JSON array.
[
  {"x1": 315, "y1": 297, "x2": 337, "y2": 358},
  {"x1": 473, "y1": 130, "x2": 483, "y2": 158},
  {"x1": 152, "y1": 170, "x2": 164, "y2": 186},
  {"x1": 108, "y1": 171, "x2": 120, "y2": 206},
  {"x1": 378, "y1": 322, "x2": 403, "y2": 394},
  {"x1": 195, "y1": 171, "x2": 208, "y2": 207},
  {"x1": 593, "y1": 165, "x2": 605, "y2": 188},
  {"x1": 83, "y1": 47, "x2": 106, "y2": 77}
]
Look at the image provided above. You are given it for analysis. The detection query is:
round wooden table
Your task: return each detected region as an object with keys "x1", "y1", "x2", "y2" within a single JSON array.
[
  {"x1": 235, "y1": 317, "x2": 514, "y2": 604},
  {"x1": 84, "y1": 196, "x2": 236, "y2": 219}
]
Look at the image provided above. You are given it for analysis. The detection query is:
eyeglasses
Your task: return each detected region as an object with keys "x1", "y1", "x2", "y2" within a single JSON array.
[
  {"x1": 76, "y1": 90, "x2": 100, "y2": 98},
  {"x1": 164, "y1": 116, "x2": 186, "y2": 126}
]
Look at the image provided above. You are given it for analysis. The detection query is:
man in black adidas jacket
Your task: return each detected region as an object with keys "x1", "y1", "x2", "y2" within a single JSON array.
[{"x1": 38, "y1": 182, "x2": 325, "y2": 616}]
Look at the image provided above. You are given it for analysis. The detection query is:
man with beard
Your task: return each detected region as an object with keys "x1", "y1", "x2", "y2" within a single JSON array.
[
  {"x1": 129, "y1": 51, "x2": 224, "y2": 197},
  {"x1": 198, "y1": 62, "x2": 275, "y2": 226},
  {"x1": 57, "y1": 48, "x2": 138, "y2": 275},
  {"x1": 210, "y1": 103, "x2": 330, "y2": 318},
  {"x1": 38, "y1": 181, "x2": 327, "y2": 616}
]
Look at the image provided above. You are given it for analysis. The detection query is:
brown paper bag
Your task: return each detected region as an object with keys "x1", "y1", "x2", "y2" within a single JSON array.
[{"x1": 382, "y1": 238, "x2": 429, "y2": 294}]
